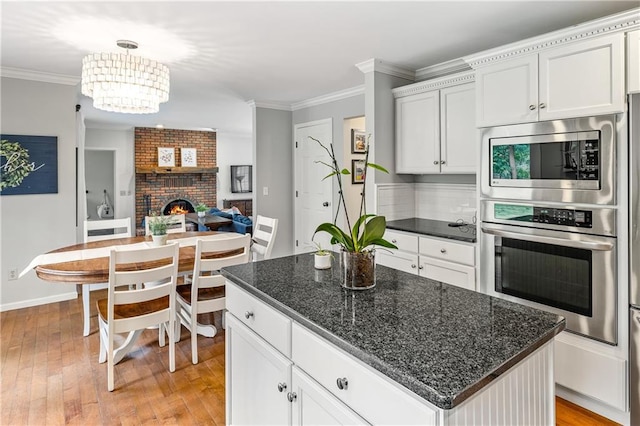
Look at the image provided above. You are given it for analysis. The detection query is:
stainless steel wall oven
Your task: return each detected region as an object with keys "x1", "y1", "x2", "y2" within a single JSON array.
[{"x1": 481, "y1": 200, "x2": 617, "y2": 345}]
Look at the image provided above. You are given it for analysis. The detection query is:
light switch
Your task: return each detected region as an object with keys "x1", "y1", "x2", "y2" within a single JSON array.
[{"x1": 263, "y1": 187, "x2": 269, "y2": 196}]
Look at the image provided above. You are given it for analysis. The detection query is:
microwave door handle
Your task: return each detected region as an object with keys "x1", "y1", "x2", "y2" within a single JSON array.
[{"x1": 481, "y1": 225, "x2": 614, "y2": 251}]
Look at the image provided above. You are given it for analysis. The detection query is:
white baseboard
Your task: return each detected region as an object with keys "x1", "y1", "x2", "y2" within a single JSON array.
[
  {"x1": 0, "y1": 291, "x2": 78, "y2": 312},
  {"x1": 556, "y1": 385, "x2": 630, "y2": 426}
]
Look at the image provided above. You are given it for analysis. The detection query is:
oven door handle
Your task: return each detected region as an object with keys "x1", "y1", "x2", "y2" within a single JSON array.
[{"x1": 481, "y1": 224, "x2": 614, "y2": 251}]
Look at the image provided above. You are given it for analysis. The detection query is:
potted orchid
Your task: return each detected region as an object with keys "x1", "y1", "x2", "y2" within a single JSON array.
[{"x1": 310, "y1": 135, "x2": 397, "y2": 289}]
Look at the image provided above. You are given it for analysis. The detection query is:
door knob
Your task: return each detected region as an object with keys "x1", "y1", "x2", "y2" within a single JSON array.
[
  {"x1": 323, "y1": 201, "x2": 329, "y2": 207},
  {"x1": 336, "y1": 377, "x2": 349, "y2": 390},
  {"x1": 287, "y1": 392, "x2": 297, "y2": 402},
  {"x1": 244, "y1": 311, "x2": 254, "y2": 319},
  {"x1": 277, "y1": 382, "x2": 287, "y2": 392}
]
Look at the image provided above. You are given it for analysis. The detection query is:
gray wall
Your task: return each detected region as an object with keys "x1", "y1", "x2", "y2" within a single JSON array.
[
  {"x1": 85, "y1": 150, "x2": 114, "y2": 220},
  {"x1": 1, "y1": 77, "x2": 78, "y2": 310},
  {"x1": 253, "y1": 107, "x2": 293, "y2": 258}
]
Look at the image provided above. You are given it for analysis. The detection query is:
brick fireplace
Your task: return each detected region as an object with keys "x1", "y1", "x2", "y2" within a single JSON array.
[{"x1": 135, "y1": 128, "x2": 217, "y2": 228}]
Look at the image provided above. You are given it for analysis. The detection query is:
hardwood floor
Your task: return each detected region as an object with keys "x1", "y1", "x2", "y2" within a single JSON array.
[{"x1": 0, "y1": 291, "x2": 620, "y2": 425}]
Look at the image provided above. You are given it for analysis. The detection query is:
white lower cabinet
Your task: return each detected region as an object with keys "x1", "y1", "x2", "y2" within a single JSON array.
[
  {"x1": 291, "y1": 366, "x2": 368, "y2": 425},
  {"x1": 379, "y1": 229, "x2": 476, "y2": 290}
]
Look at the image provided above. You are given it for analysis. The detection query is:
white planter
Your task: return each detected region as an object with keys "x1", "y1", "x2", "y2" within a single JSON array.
[
  {"x1": 151, "y1": 234, "x2": 168, "y2": 246},
  {"x1": 197, "y1": 211, "x2": 206, "y2": 218},
  {"x1": 314, "y1": 253, "x2": 332, "y2": 270}
]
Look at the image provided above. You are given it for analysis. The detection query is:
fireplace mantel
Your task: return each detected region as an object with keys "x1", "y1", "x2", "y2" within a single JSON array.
[{"x1": 136, "y1": 166, "x2": 219, "y2": 175}]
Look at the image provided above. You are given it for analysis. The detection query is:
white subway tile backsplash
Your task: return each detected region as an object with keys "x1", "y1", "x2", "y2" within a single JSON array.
[{"x1": 376, "y1": 184, "x2": 415, "y2": 221}]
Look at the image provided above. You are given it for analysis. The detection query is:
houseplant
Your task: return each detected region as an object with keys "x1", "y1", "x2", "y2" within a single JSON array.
[
  {"x1": 195, "y1": 203, "x2": 208, "y2": 217},
  {"x1": 310, "y1": 135, "x2": 397, "y2": 289},
  {"x1": 311, "y1": 242, "x2": 332, "y2": 270},
  {"x1": 148, "y1": 214, "x2": 172, "y2": 246}
]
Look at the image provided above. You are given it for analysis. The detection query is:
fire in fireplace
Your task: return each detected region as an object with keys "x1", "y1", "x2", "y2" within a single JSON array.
[{"x1": 162, "y1": 199, "x2": 195, "y2": 216}]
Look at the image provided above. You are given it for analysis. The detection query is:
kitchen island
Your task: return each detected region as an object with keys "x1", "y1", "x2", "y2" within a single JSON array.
[{"x1": 222, "y1": 253, "x2": 565, "y2": 425}]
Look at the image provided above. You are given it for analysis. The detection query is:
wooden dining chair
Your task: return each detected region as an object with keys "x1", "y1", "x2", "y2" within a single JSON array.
[
  {"x1": 176, "y1": 234, "x2": 250, "y2": 364},
  {"x1": 251, "y1": 215, "x2": 278, "y2": 261},
  {"x1": 81, "y1": 218, "x2": 132, "y2": 336},
  {"x1": 144, "y1": 214, "x2": 186, "y2": 236},
  {"x1": 96, "y1": 243, "x2": 179, "y2": 391}
]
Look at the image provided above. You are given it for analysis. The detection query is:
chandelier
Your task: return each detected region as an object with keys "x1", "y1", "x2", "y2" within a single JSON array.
[{"x1": 81, "y1": 40, "x2": 170, "y2": 114}]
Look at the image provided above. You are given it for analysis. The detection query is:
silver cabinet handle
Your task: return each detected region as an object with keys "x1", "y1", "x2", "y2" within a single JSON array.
[
  {"x1": 411, "y1": 264, "x2": 417, "y2": 269},
  {"x1": 440, "y1": 248, "x2": 447, "y2": 254},
  {"x1": 418, "y1": 265, "x2": 424, "y2": 270},
  {"x1": 244, "y1": 311, "x2": 254, "y2": 319},
  {"x1": 287, "y1": 392, "x2": 297, "y2": 402},
  {"x1": 433, "y1": 161, "x2": 439, "y2": 165},
  {"x1": 391, "y1": 239, "x2": 397, "y2": 243},
  {"x1": 323, "y1": 201, "x2": 329, "y2": 207},
  {"x1": 440, "y1": 160, "x2": 445, "y2": 165},
  {"x1": 336, "y1": 377, "x2": 349, "y2": 390},
  {"x1": 277, "y1": 382, "x2": 287, "y2": 392},
  {"x1": 539, "y1": 103, "x2": 546, "y2": 109},
  {"x1": 481, "y1": 224, "x2": 614, "y2": 251},
  {"x1": 529, "y1": 104, "x2": 536, "y2": 110}
]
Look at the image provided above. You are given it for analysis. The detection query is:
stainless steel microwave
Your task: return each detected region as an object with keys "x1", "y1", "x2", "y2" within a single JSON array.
[{"x1": 480, "y1": 115, "x2": 620, "y2": 205}]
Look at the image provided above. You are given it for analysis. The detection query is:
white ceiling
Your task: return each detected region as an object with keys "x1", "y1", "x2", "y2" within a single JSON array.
[{"x1": 1, "y1": 1, "x2": 637, "y2": 135}]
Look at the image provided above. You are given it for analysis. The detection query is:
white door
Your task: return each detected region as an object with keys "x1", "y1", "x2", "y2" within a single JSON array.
[
  {"x1": 291, "y1": 366, "x2": 368, "y2": 425},
  {"x1": 294, "y1": 119, "x2": 333, "y2": 254},
  {"x1": 226, "y1": 314, "x2": 292, "y2": 425}
]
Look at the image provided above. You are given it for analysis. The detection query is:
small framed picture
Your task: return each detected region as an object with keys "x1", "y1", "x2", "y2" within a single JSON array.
[
  {"x1": 351, "y1": 129, "x2": 366, "y2": 154},
  {"x1": 351, "y1": 159, "x2": 365, "y2": 184},
  {"x1": 158, "y1": 147, "x2": 175, "y2": 167},
  {"x1": 181, "y1": 148, "x2": 197, "y2": 167}
]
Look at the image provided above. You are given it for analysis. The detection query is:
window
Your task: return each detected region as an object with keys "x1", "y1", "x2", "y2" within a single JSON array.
[{"x1": 231, "y1": 165, "x2": 252, "y2": 193}]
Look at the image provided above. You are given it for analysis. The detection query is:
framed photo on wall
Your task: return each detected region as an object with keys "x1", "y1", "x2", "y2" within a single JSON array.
[
  {"x1": 351, "y1": 159, "x2": 365, "y2": 184},
  {"x1": 181, "y1": 148, "x2": 197, "y2": 167},
  {"x1": 351, "y1": 129, "x2": 366, "y2": 154},
  {"x1": 158, "y1": 147, "x2": 175, "y2": 167}
]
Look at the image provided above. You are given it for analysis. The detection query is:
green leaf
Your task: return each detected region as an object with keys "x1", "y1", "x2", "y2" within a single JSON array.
[
  {"x1": 340, "y1": 168, "x2": 350, "y2": 175},
  {"x1": 368, "y1": 238, "x2": 398, "y2": 249},
  {"x1": 314, "y1": 223, "x2": 354, "y2": 251},
  {"x1": 322, "y1": 171, "x2": 338, "y2": 180},
  {"x1": 366, "y1": 162, "x2": 389, "y2": 174},
  {"x1": 358, "y1": 216, "x2": 387, "y2": 249}
]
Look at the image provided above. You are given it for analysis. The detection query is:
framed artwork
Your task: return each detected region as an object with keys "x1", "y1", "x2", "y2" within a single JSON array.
[
  {"x1": 158, "y1": 147, "x2": 175, "y2": 167},
  {"x1": 0, "y1": 135, "x2": 58, "y2": 195},
  {"x1": 181, "y1": 148, "x2": 197, "y2": 167},
  {"x1": 351, "y1": 129, "x2": 366, "y2": 154},
  {"x1": 351, "y1": 159, "x2": 365, "y2": 184},
  {"x1": 231, "y1": 165, "x2": 253, "y2": 193}
]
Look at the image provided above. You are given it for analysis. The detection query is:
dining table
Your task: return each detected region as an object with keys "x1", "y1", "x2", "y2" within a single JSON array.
[{"x1": 21, "y1": 231, "x2": 240, "y2": 364}]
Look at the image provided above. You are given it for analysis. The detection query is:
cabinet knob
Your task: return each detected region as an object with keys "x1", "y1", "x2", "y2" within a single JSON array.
[
  {"x1": 440, "y1": 248, "x2": 447, "y2": 254},
  {"x1": 433, "y1": 161, "x2": 439, "y2": 165},
  {"x1": 529, "y1": 104, "x2": 536, "y2": 110},
  {"x1": 323, "y1": 201, "x2": 329, "y2": 207},
  {"x1": 411, "y1": 264, "x2": 417, "y2": 269},
  {"x1": 336, "y1": 377, "x2": 349, "y2": 390},
  {"x1": 277, "y1": 382, "x2": 287, "y2": 392},
  {"x1": 391, "y1": 239, "x2": 397, "y2": 243},
  {"x1": 440, "y1": 160, "x2": 446, "y2": 165},
  {"x1": 539, "y1": 103, "x2": 546, "y2": 109},
  {"x1": 287, "y1": 392, "x2": 297, "y2": 402},
  {"x1": 244, "y1": 311, "x2": 254, "y2": 319},
  {"x1": 418, "y1": 265, "x2": 424, "y2": 270}
]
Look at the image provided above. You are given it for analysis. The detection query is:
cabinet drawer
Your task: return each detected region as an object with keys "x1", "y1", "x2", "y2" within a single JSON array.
[
  {"x1": 421, "y1": 257, "x2": 475, "y2": 291},
  {"x1": 226, "y1": 281, "x2": 292, "y2": 357},
  {"x1": 419, "y1": 236, "x2": 475, "y2": 266},
  {"x1": 385, "y1": 230, "x2": 419, "y2": 253},
  {"x1": 377, "y1": 251, "x2": 419, "y2": 275},
  {"x1": 292, "y1": 323, "x2": 438, "y2": 425}
]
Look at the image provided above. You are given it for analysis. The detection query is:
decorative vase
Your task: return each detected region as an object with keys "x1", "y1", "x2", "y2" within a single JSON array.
[
  {"x1": 151, "y1": 234, "x2": 168, "y2": 246},
  {"x1": 340, "y1": 249, "x2": 376, "y2": 290},
  {"x1": 314, "y1": 253, "x2": 332, "y2": 270},
  {"x1": 197, "y1": 211, "x2": 206, "y2": 218}
]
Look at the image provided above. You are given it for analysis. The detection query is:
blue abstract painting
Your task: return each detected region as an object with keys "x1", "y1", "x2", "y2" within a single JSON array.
[{"x1": 0, "y1": 134, "x2": 58, "y2": 195}]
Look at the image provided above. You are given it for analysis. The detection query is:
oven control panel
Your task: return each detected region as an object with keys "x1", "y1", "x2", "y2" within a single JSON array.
[{"x1": 533, "y1": 207, "x2": 592, "y2": 227}]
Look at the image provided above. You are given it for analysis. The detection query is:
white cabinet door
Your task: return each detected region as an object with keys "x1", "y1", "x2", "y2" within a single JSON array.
[
  {"x1": 226, "y1": 313, "x2": 292, "y2": 426},
  {"x1": 627, "y1": 30, "x2": 640, "y2": 94},
  {"x1": 440, "y1": 83, "x2": 477, "y2": 174},
  {"x1": 539, "y1": 33, "x2": 625, "y2": 120},
  {"x1": 291, "y1": 366, "x2": 368, "y2": 426},
  {"x1": 396, "y1": 90, "x2": 440, "y2": 173},
  {"x1": 419, "y1": 257, "x2": 476, "y2": 291},
  {"x1": 377, "y1": 251, "x2": 419, "y2": 275},
  {"x1": 475, "y1": 55, "x2": 538, "y2": 127}
]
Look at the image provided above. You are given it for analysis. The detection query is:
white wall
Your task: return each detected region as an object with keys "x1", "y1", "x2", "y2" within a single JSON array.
[
  {"x1": 0, "y1": 77, "x2": 78, "y2": 311},
  {"x1": 84, "y1": 128, "x2": 135, "y2": 225},
  {"x1": 216, "y1": 132, "x2": 253, "y2": 208}
]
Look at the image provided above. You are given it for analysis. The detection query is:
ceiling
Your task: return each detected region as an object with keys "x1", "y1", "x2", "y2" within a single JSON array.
[{"x1": 1, "y1": 1, "x2": 637, "y2": 135}]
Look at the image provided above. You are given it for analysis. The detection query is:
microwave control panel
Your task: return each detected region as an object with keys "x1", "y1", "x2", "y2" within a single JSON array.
[{"x1": 533, "y1": 207, "x2": 593, "y2": 227}]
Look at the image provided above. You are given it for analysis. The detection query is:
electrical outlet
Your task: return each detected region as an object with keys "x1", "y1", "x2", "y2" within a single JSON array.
[{"x1": 8, "y1": 268, "x2": 18, "y2": 281}]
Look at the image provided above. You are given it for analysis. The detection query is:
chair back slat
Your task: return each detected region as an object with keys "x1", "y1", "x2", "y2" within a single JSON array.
[
  {"x1": 144, "y1": 215, "x2": 186, "y2": 236},
  {"x1": 113, "y1": 281, "x2": 173, "y2": 305},
  {"x1": 113, "y1": 310, "x2": 170, "y2": 334},
  {"x1": 85, "y1": 218, "x2": 132, "y2": 242},
  {"x1": 251, "y1": 215, "x2": 278, "y2": 260}
]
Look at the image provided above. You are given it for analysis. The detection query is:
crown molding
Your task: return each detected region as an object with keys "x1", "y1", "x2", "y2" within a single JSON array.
[
  {"x1": 355, "y1": 58, "x2": 415, "y2": 81},
  {"x1": 464, "y1": 7, "x2": 640, "y2": 68},
  {"x1": 246, "y1": 100, "x2": 292, "y2": 111},
  {"x1": 291, "y1": 85, "x2": 364, "y2": 111},
  {"x1": 0, "y1": 67, "x2": 79, "y2": 85},
  {"x1": 392, "y1": 70, "x2": 475, "y2": 98},
  {"x1": 415, "y1": 58, "x2": 472, "y2": 81}
]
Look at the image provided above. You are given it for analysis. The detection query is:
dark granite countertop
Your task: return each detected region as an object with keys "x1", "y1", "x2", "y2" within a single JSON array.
[
  {"x1": 386, "y1": 218, "x2": 477, "y2": 243},
  {"x1": 222, "y1": 254, "x2": 565, "y2": 410}
]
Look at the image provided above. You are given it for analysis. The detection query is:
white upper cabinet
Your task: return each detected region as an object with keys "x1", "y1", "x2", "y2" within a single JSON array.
[
  {"x1": 395, "y1": 90, "x2": 440, "y2": 174},
  {"x1": 394, "y1": 71, "x2": 476, "y2": 175},
  {"x1": 628, "y1": 30, "x2": 640, "y2": 94},
  {"x1": 475, "y1": 33, "x2": 625, "y2": 127}
]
